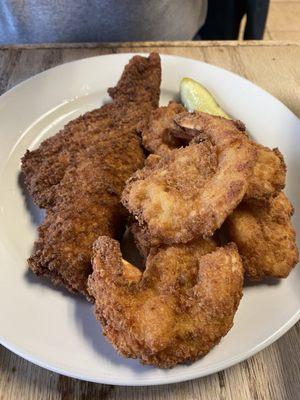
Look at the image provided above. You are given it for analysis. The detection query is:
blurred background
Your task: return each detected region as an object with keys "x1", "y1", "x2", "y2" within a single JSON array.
[
  {"x1": 262, "y1": 0, "x2": 299, "y2": 40},
  {"x1": 0, "y1": 0, "x2": 299, "y2": 44},
  {"x1": 199, "y1": 0, "x2": 299, "y2": 41}
]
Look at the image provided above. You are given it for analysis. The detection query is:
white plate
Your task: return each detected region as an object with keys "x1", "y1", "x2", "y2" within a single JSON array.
[{"x1": 0, "y1": 54, "x2": 299, "y2": 386}]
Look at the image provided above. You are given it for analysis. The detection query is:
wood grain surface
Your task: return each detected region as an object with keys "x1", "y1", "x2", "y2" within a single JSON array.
[
  {"x1": 266, "y1": 0, "x2": 300, "y2": 41},
  {"x1": 0, "y1": 41, "x2": 299, "y2": 400}
]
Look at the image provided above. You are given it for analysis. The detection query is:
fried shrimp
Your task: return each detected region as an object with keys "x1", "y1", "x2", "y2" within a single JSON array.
[
  {"x1": 139, "y1": 101, "x2": 187, "y2": 156},
  {"x1": 172, "y1": 112, "x2": 286, "y2": 205},
  {"x1": 244, "y1": 143, "x2": 286, "y2": 205},
  {"x1": 226, "y1": 192, "x2": 298, "y2": 280},
  {"x1": 88, "y1": 237, "x2": 243, "y2": 368},
  {"x1": 130, "y1": 221, "x2": 217, "y2": 259},
  {"x1": 122, "y1": 112, "x2": 256, "y2": 244}
]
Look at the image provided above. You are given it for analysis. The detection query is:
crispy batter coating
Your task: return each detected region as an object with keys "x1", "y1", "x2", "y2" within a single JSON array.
[
  {"x1": 88, "y1": 237, "x2": 243, "y2": 368},
  {"x1": 172, "y1": 112, "x2": 286, "y2": 205},
  {"x1": 226, "y1": 192, "x2": 299, "y2": 280},
  {"x1": 131, "y1": 221, "x2": 217, "y2": 259},
  {"x1": 174, "y1": 110, "x2": 248, "y2": 143},
  {"x1": 130, "y1": 222, "x2": 159, "y2": 259},
  {"x1": 22, "y1": 53, "x2": 161, "y2": 208},
  {"x1": 21, "y1": 53, "x2": 161, "y2": 297},
  {"x1": 122, "y1": 112, "x2": 256, "y2": 244},
  {"x1": 123, "y1": 142, "x2": 216, "y2": 243},
  {"x1": 137, "y1": 103, "x2": 286, "y2": 207},
  {"x1": 139, "y1": 101, "x2": 187, "y2": 156},
  {"x1": 244, "y1": 143, "x2": 286, "y2": 205}
]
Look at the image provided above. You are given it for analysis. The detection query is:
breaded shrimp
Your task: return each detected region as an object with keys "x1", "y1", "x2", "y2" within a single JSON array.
[
  {"x1": 130, "y1": 221, "x2": 217, "y2": 259},
  {"x1": 122, "y1": 112, "x2": 255, "y2": 244},
  {"x1": 173, "y1": 111, "x2": 286, "y2": 205},
  {"x1": 139, "y1": 101, "x2": 186, "y2": 156},
  {"x1": 226, "y1": 192, "x2": 298, "y2": 280},
  {"x1": 244, "y1": 143, "x2": 286, "y2": 205},
  {"x1": 88, "y1": 237, "x2": 243, "y2": 368}
]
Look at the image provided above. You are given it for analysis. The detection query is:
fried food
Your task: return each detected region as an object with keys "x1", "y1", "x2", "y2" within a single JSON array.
[
  {"x1": 226, "y1": 192, "x2": 299, "y2": 280},
  {"x1": 173, "y1": 110, "x2": 248, "y2": 147},
  {"x1": 122, "y1": 112, "x2": 256, "y2": 244},
  {"x1": 131, "y1": 221, "x2": 217, "y2": 259},
  {"x1": 139, "y1": 101, "x2": 186, "y2": 156},
  {"x1": 244, "y1": 143, "x2": 286, "y2": 205},
  {"x1": 22, "y1": 53, "x2": 161, "y2": 209},
  {"x1": 88, "y1": 236, "x2": 243, "y2": 368},
  {"x1": 123, "y1": 142, "x2": 216, "y2": 244},
  {"x1": 173, "y1": 111, "x2": 286, "y2": 205},
  {"x1": 179, "y1": 76, "x2": 286, "y2": 203},
  {"x1": 130, "y1": 222, "x2": 154, "y2": 259},
  {"x1": 21, "y1": 53, "x2": 162, "y2": 297}
]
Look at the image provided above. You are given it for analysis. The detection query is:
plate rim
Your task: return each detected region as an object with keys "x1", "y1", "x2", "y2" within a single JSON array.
[
  {"x1": 0, "y1": 309, "x2": 299, "y2": 386},
  {"x1": 1, "y1": 52, "x2": 299, "y2": 122}
]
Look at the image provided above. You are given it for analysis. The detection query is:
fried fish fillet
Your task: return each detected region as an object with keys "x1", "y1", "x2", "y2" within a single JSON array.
[
  {"x1": 122, "y1": 112, "x2": 256, "y2": 244},
  {"x1": 88, "y1": 236, "x2": 243, "y2": 368},
  {"x1": 226, "y1": 192, "x2": 299, "y2": 280},
  {"x1": 21, "y1": 53, "x2": 161, "y2": 297},
  {"x1": 139, "y1": 101, "x2": 186, "y2": 156}
]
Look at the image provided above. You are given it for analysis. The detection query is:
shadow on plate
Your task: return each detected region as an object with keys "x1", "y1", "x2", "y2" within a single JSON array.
[
  {"x1": 73, "y1": 299, "x2": 154, "y2": 373},
  {"x1": 24, "y1": 268, "x2": 80, "y2": 301},
  {"x1": 18, "y1": 171, "x2": 44, "y2": 227},
  {"x1": 244, "y1": 277, "x2": 281, "y2": 288},
  {"x1": 25, "y1": 265, "x2": 153, "y2": 372}
]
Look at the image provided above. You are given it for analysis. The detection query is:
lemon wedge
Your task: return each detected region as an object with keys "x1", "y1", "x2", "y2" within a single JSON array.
[{"x1": 180, "y1": 77, "x2": 230, "y2": 119}]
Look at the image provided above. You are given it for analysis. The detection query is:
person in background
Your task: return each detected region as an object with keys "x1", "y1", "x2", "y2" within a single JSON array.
[
  {"x1": 198, "y1": 0, "x2": 269, "y2": 40},
  {"x1": 0, "y1": 0, "x2": 207, "y2": 44}
]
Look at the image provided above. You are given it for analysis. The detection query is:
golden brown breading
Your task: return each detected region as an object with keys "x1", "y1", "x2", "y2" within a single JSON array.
[
  {"x1": 244, "y1": 143, "x2": 286, "y2": 205},
  {"x1": 88, "y1": 237, "x2": 243, "y2": 368},
  {"x1": 139, "y1": 101, "x2": 187, "y2": 156},
  {"x1": 122, "y1": 112, "x2": 256, "y2": 244},
  {"x1": 122, "y1": 142, "x2": 216, "y2": 244},
  {"x1": 21, "y1": 53, "x2": 161, "y2": 297},
  {"x1": 130, "y1": 222, "x2": 154, "y2": 259},
  {"x1": 173, "y1": 112, "x2": 286, "y2": 205},
  {"x1": 226, "y1": 192, "x2": 299, "y2": 280},
  {"x1": 174, "y1": 110, "x2": 247, "y2": 143},
  {"x1": 135, "y1": 106, "x2": 286, "y2": 208},
  {"x1": 131, "y1": 221, "x2": 217, "y2": 259},
  {"x1": 22, "y1": 53, "x2": 161, "y2": 209}
]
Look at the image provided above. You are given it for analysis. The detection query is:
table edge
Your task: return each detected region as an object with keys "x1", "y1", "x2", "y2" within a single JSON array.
[{"x1": 0, "y1": 40, "x2": 299, "y2": 50}]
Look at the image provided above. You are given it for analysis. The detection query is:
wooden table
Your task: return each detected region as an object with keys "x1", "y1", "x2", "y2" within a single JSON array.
[{"x1": 0, "y1": 41, "x2": 299, "y2": 400}]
